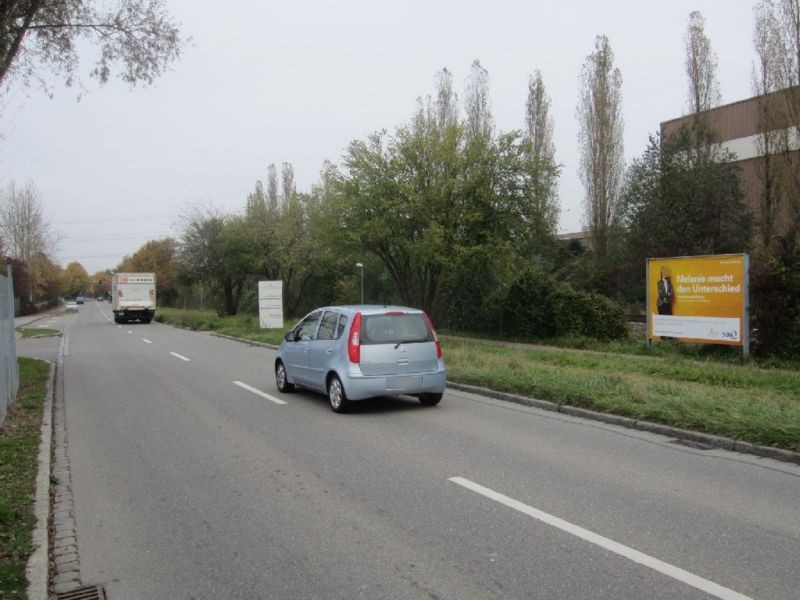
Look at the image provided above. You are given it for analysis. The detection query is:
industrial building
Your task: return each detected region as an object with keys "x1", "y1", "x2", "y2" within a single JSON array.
[{"x1": 660, "y1": 88, "x2": 799, "y2": 240}]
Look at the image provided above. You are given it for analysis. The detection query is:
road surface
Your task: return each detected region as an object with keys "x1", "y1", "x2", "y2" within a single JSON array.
[{"x1": 17, "y1": 301, "x2": 800, "y2": 599}]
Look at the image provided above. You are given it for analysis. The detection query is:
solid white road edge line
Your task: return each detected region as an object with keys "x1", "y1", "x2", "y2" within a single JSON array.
[
  {"x1": 233, "y1": 381, "x2": 287, "y2": 405},
  {"x1": 142, "y1": 338, "x2": 152, "y2": 344},
  {"x1": 170, "y1": 352, "x2": 190, "y2": 362},
  {"x1": 447, "y1": 477, "x2": 752, "y2": 600}
]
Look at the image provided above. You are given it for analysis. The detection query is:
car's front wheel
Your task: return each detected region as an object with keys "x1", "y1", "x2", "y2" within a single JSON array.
[
  {"x1": 275, "y1": 361, "x2": 294, "y2": 393},
  {"x1": 419, "y1": 392, "x2": 443, "y2": 406},
  {"x1": 328, "y1": 375, "x2": 351, "y2": 413}
]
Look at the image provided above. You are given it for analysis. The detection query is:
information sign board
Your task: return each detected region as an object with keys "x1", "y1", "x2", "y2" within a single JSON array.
[{"x1": 258, "y1": 281, "x2": 284, "y2": 329}]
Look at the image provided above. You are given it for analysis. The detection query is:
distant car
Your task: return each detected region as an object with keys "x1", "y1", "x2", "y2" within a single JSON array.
[
  {"x1": 76, "y1": 296, "x2": 85, "y2": 304},
  {"x1": 65, "y1": 302, "x2": 79, "y2": 313},
  {"x1": 96, "y1": 296, "x2": 103, "y2": 302},
  {"x1": 275, "y1": 305, "x2": 446, "y2": 412}
]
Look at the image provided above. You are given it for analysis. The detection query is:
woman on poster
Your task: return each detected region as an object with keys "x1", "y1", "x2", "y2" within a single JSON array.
[{"x1": 656, "y1": 267, "x2": 674, "y2": 316}]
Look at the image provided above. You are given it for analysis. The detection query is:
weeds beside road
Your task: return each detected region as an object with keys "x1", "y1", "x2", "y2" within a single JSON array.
[
  {"x1": 156, "y1": 308, "x2": 286, "y2": 345},
  {"x1": 0, "y1": 358, "x2": 50, "y2": 599},
  {"x1": 16, "y1": 327, "x2": 60, "y2": 339},
  {"x1": 444, "y1": 339, "x2": 800, "y2": 452},
  {"x1": 156, "y1": 308, "x2": 800, "y2": 452}
]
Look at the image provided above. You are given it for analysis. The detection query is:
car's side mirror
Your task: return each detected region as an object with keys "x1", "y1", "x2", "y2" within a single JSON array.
[{"x1": 284, "y1": 330, "x2": 297, "y2": 342}]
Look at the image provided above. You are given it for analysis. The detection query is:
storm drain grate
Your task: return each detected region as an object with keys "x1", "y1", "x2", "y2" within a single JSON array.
[
  {"x1": 670, "y1": 438, "x2": 717, "y2": 451},
  {"x1": 56, "y1": 585, "x2": 107, "y2": 600}
]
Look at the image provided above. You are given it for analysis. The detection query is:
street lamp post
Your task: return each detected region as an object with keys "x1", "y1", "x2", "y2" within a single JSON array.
[{"x1": 355, "y1": 262, "x2": 364, "y2": 305}]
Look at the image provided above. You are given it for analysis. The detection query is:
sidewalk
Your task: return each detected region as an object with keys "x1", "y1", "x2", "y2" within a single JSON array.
[
  {"x1": 14, "y1": 308, "x2": 61, "y2": 338},
  {"x1": 14, "y1": 313, "x2": 48, "y2": 327}
]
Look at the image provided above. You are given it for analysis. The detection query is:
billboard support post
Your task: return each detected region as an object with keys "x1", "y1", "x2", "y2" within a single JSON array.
[
  {"x1": 743, "y1": 254, "x2": 750, "y2": 359},
  {"x1": 645, "y1": 258, "x2": 652, "y2": 347}
]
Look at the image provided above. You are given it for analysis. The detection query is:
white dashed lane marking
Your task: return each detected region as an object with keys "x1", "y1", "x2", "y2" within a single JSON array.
[
  {"x1": 447, "y1": 477, "x2": 752, "y2": 600},
  {"x1": 170, "y1": 352, "x2": 190, "y2": 362},
  {"x1": 233, "y1": 381, "x2": 287, "y2": 405}
]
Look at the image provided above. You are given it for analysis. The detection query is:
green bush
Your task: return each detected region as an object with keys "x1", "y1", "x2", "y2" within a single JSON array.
[
  {"x1": 751, "y1": 232, "x2": 800, "y2": 359},
  {"x1": 491, "y1": 267, "x2": 628, "y2": 341},
  {"x1": 0, "y1": 497, "x2": 11, "y2": 524}
]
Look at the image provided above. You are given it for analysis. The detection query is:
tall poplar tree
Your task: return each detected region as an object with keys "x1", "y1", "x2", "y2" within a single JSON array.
[
  {"x1": 752, "y1": 0, "x2": 800, "y2": 241},
  {"x1": 684, "y1": 11, "x2": 721, "y2": 116},
  {"x1": 464, "y1": 59, "x2": 492, "y2": 139},
  {"x1": 525, "y1": 70, "x2": 558, "y2": 231},
  {"x1": 266, "y1": 163, "x2": 280, "y2": 211},
  {"x1": 577, "y1": 35, "x2": 624, "y2": 262},
  {"x1": 281, "y1": 162, "x2": 296, "y2": 207},
  {"x1": 753, "y1": 1, "x2": 787, "y2": 245},
  {"x1": 525, "y1": 70, "x2": 555, "y2": 164}
]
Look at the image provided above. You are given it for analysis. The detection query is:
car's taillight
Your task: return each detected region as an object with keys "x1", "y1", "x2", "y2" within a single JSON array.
[
  {"x1": 348, "y1": 312, "x2": 362, "y2": 363},
  {"x1": 423, "y1": 312, "x2": 443, "y2": 359}
]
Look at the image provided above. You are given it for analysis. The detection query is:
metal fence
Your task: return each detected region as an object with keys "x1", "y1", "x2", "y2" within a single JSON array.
[{"x1": 0, "y1": 265, "x2": 19, "y2": 424}]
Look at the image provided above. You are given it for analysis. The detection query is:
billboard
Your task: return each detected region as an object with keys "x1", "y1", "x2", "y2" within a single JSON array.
[{"x1": 646, "y1": 254, "x2": 749, "y2": 350}]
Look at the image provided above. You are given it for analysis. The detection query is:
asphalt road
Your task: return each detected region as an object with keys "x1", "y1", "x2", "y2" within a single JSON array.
[{"x1": 17, "y1": 301, "x2": 800, "y2": 599}]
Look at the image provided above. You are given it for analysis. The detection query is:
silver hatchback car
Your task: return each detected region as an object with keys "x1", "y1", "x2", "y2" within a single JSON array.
[{"x1": 275, "y1": 305, "x2": 447, "y2": 412}]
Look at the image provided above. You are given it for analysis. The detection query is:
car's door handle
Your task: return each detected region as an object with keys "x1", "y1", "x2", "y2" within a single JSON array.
[
  {"x1": 304, "y1": 348, "x2": 310, "y2": 353},
  {"x1": 326, "y1": 349, "x2": 334, "y2": 354}
]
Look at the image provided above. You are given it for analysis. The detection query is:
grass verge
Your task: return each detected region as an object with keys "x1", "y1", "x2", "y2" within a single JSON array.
[
  {"x1": 155, "y1": 307, "x2": 800, "y2": 452},
  {"x1": 16, "y1": 328, "x2": 60, "y2": 339},
  {"x1": 443, "y1": 339, "x2": 800, "y2": 452},
  {"x1": 155, "y1": 307, "x2": 288, "y2": 346},
  {"x1": 0, "y1": 357, "x2": 50, "y2": 599}
]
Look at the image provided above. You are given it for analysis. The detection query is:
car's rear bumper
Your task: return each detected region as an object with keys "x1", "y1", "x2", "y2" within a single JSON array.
[{"x1": 340, "y1": 367, "x2": 447, "y2": 401}]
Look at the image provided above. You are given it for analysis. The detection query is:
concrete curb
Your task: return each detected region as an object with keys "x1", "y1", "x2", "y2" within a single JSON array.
[
  {"x1": 25, "y1": 361, "x2": 55, "y2": 599},
  {"x1": 447, "y1": 382, "x2": 800, "y2": 466},
  {"x1": 210, "y1": 332, "x2": 279, "y2": 350},
  {"x1": 155, "y1": 321, "x2": 281, "y2": 350},
  {"x1": 50, "y1": 332, "x2": 82, "y2": 594}
]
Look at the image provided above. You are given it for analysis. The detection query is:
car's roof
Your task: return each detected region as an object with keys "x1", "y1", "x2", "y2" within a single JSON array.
[{"x1": 312, "y1": 305, "x2": 424, "y2": 316}]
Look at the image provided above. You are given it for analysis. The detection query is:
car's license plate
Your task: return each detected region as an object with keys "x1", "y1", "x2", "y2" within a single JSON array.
[{"x1": 386, "y1": 376, "x2": 422, "y2": 390}]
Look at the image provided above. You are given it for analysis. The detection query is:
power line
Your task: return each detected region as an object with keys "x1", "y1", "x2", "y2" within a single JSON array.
[
  {"x1": 61, "y1": 232, "x2": 175, "y2": 243},
  {"x1": 57, "y1": 253, "x2": 130, "y2": 260},
  {"x1": 53, "y1": 206, "x2": 247, "y2": 226},
  {"x1": 54, "y1": 214, "x2": 175, "y2": 225}
]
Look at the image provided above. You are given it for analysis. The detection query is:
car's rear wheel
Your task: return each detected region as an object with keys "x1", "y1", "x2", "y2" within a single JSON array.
[
  {"x1": 275, "y1": 361, "x2": 294, "y2": 393},
  {"x1": 328, "y1": 375, "x2": 351, "y2": 413},
  {"x1": 419, "y1": 392, "x2": 443, "y2": 406}
]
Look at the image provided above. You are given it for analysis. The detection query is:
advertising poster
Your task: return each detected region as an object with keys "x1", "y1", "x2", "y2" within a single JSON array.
[{"x1": 647, "y1": 254, "x2": 748, "y2": 348}]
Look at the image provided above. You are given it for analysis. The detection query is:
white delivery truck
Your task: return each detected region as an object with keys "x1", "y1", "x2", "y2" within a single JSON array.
[{"x1": 112, "y1": 272, "x2": 156, "y2": 324}]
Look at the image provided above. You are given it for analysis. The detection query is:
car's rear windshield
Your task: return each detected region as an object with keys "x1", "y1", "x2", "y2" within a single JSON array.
[{"x1": 360, "y1": 313, "x2": 433, "y2": 345}]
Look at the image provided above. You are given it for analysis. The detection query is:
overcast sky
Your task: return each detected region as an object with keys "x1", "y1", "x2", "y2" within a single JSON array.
[{"x1": 0, "y1": 0, "x2": 758, "y2": 275}]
